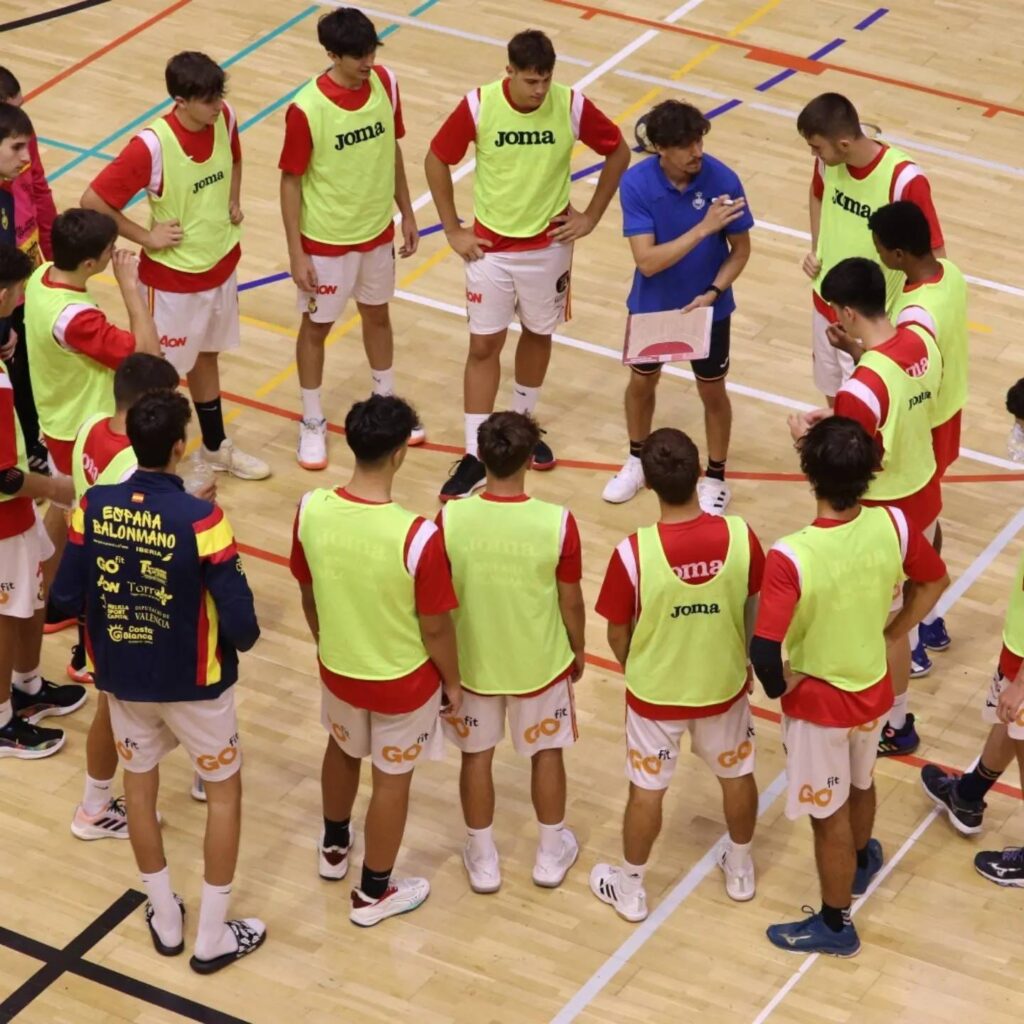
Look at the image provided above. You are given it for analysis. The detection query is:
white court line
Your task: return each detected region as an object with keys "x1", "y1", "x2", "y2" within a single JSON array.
[{"x1": 393, "y1": 289, "x2": 1023, "y2": 471}]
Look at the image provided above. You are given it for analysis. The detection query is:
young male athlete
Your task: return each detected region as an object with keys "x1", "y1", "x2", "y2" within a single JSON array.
[
  {"x1": 281, "y1": 7, "x2": 423, "y2": 470},
  {"x1": 52, "y1": 390, "x2": 265, "y2": 973},
  {"x1": 426, "y1": 28, "x2": 630, "y2": 500},
  {"x1": 797, "y1": 92, "x2": 944, "y2": 401},
  {"x1": 752, "y1": 416, "x2": 948, "y2": 956},
  {"x1": 0, "y1": 244, "x2": 84, "y2": 759},
  {"x1": 591, "y1": 428, "x2": 763, "y2": 922},
  {"x1": 870, "y1": 200, "x2": 968, "y2": 672},
  {"x1": 439, "y1": 411, "x2": 585, "y2": 893},
  {"x1": 603, "y1": 100, "x2": 752, "y2": 514},
  {"x1": 290, "y1": 395, "x2": 462, "y2": 926},
  {"x1": 82, "y1": 51, "x2": 269, "y2": 481}
]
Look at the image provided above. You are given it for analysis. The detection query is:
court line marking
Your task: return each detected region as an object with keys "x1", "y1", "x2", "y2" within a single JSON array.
[{"x1": 0, "y1": 0, "x2": 112, "y2": 34}]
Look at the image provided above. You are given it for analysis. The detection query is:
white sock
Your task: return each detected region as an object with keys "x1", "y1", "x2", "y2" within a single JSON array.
[
  {"x1": 141, "y1": 867, "x2": 181, "y2": 947},
  {"x1": 725, "y1": 839, "x2": 753, "y2": 869},
  {"x1": 300, "y1": 387, "x2": 323, "y2": 423},
  {"x1": 81, "y1": 774, "x2": 113, "y2": 816},
  {"x1": 921, "y1": 609, "x2": 940, "y2": 627},
  {"x1": 195, "y1": 881, "x2": 236, "y2": 961},
  {"x1": 0, "y1": 699, "x2": 11, "y2": 728},
  {"x1": 620, "y1": 859, "x2": 646, "y2": 893},
  {"x1": 467, "y1": 824, "x2": 497, "y2": 860},
  {"x1": 537, "y1": 819, "x2": 565, "y2": 857},
  {"x1": 465, "y1": 413, "x2": 488, "y2": 458},
  {"x1": 511, "y1": 381, "x2": 540, "y2": 415},
  {"x1": 12, "y1": 668, "x2": 41, "y2": 695},
  {"x1": 371, "y1": 366, "x2": 395, "y2": 397},
  {"x1": 889, "y1": 691, "x2": 910, "y2": 731}
]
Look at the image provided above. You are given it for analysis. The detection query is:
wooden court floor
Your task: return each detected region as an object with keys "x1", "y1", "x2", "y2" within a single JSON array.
[{"x1": 2, "y1": 0, "x2": 1024, "y2": 1021}]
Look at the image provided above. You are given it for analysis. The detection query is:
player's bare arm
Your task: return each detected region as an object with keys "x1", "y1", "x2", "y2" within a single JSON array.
[
  {"x1": 549, "y1": 136, "x2": 630, "y2": 244},
  {"x1": 80, "y1": 186, "x2": 183, "y2": 251},
  {"x1": 607, "y1": 620, "x2": 632, "y2": 667},
  {"x1": 298, "y1": 582, "x2": 320, "y2": 642},
  {"x1": 424, "y1": 149, "x2": 490, "y2": 262},
  {"x1": 556, "y1": 579, "x2": 586, "y2": 680},
  {"x1": 279, "y1": 172, "x2": 317, "y2": 292},
  {"x1": 418, "y1": 610, "x2": 463, "y2": 715},
  {"x1": 110, "y1": 249, "x2": 161, "y2": 356},
  {"x1": 394, "y1": 143, "x2": 418, "y2": 258},
  {"x1": 229, "y1": 158, "x2": 243, "y2": 226},
  {"x1": 803, "y1": 183, "x2": 822, "y2": 279}
]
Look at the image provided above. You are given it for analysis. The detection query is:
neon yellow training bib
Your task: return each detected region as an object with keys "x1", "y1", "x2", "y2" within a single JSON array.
[{"x1": 71, "y1": 414, "x2": 137, "y2": 504}]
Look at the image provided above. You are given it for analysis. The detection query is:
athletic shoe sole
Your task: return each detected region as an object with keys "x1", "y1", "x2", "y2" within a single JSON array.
[
  {"x1": 589, "y1": 873, "x2": 648, "y2": 922},
  {"x1": 297, "y1": 458, "x2": 328, "y2": 471},
  {"x1": 463, "y1": 849, "x2": 501, "y2": 894},
  {"x1": 438, "y1": 480, "x2": 486, "y2": 503},
  {"x1": 532, "y1": 844, "x2": 579, "y2": 888},
  {"x1": 920, "y1": 774, "x2": 983, "y2": 836},
  {"x1": 0, "y1": 734, "x2": 66, "y2": 759},
  {"x1": 66, "y1": 665, "x2": 94, "y2": 685},
  {"x1": 350, "y1": 891, "x2": 429, "y2": 928},
  {"x1": 19, "y1": 692, "x2": 88, "y2": 725},
  {"x1": 43, "y1": 619, "x2": 76, "y2": 635},
  {"x1": 717, "y1": 855, "x2": 756, "y2": 902},
  {"x1": 71, "y1": 820, "x2": 130, "y2": 841},
  {"x1": 189, "y1": 927, "x2": 267, "y2": 974},
  {"x1": 409, "y1": 434, "x2": 426, "y2": 447},
  {"x1": 530, "y1": 457, "x2": 557, "y2": 472},
  {"x1": 771, "y1": 940, "x2": 861, "y2": 958},
  {"x1": 974, "y1": 863, "x2": 1024, "y2": 887}
]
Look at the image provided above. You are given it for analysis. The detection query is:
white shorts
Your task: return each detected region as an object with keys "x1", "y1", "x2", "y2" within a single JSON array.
[
  {"x1": 812, "y1": 306, "x2": 854, "y2": 397},
  {"x1": 321, "y1": 685, "x2": 443, "y2": 775},
  {"x1": 441, "y1": 676, "x2": 577, "y2": 756},
  {"x1": 298, "y1": 244, "x2": 396, "y2": 324},
  {"x1": 983, "y1": 670, "x2": 1024, "y2": 738},
  {"x1": 464, "y1": 242, "x2": 572, "y2": 336},
  {"x1": 108, "y1": 688, "x2": 241, "y2": 782},
  {"x1": 625, "y1": 696, "x2": 755, "y2": 791},
  {"x1": 0, "y1": 509, "x2": 54, "y2": 618},
  {"x1": 781, "y1": 714, "x2": 884, "y2": 820},
  {"x1": 143, "y1": 273, "x2": 240, "y2": 375}
]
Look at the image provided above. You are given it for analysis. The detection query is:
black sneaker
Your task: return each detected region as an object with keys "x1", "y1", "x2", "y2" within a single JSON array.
[
  {"x1": 920, "y1": 764, "x2": 985, "y2": 835},
  {"x1": 440, "y1": 454, "x2": 485, "y2": 502},
  {"x1": 0, "y1": 715, "x2": 65, "y2": 759},
  {"x1": 878, "y1": 713, "x2": 919, "y2": 757},
  {"x1": 975, "y1": 847, "x2": 1024, "y2": 887},
  {"x1": 12, "y1": 679, "x2": 87, "y2": 724},
  {"x1": 531, "y1": 431, "x2": 557, "y2": 471}
]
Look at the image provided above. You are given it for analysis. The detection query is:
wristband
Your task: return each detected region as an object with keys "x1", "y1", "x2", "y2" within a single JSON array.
[{"x1": 707, "y1": 284, "x2": 723, "y2": 299}]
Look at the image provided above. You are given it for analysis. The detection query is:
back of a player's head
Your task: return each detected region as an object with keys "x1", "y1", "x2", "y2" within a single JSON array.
[
  {"x1": 0, "y1": 66, "x2": 21, "y2": 103},
  {"x1": 318, "y1": 8, "x2": 382, "y2": 58},
  {"x1": 640, "y1": 100, "x2": 709, "y2": 151},
  {"x1": 1007, "y1": 379, "x2": 1024, "y2": 420},
  {"x1": 127, "y1": 390, "x2": 191, "y2": 469},
  {"x1": 477, "y1": 411, "x2": 540, "y2": 478},
  {"x1": 820, "y1": 257, "x2": 886, "y2": 318},
  {"x1": 114, "y1": 354, "x2": 180, "y2": 411},
  {"x1": 344, "y1": 394, "x2": 416, "y2": 465},
  {"x1": 641, "y1": 428, "x2": 700, "y2": 505},
  {"x1": 0, "y1": 101, "x2": 32, "y2": 143},
  {"x1": 0, "y1": 243, "x2": 33, "y2": 317},
  {"x1": 799, "y1": 416, "x2": 876, "y2": 509},
  {"x1": 51, "y1": 208, "x2": 118, "y2": 270},
  {"x1": 507, "y1": 30, "x2": 556, "y2": 73},
  {"x1": 797, "y1": 92, "x2": 862, "y2": 141},
  {"x1": 868, "y1": 201, "x2": 932, "y2": 258},
  {"x1": 165, "y1": 51, "x2": 226, "y2": 102}
]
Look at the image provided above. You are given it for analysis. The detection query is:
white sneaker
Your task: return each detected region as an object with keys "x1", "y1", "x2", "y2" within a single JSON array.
[
  {"x1": 717, "y1": 843, "x2": 755, "y2": 902},
  {"x1": 297, "y1": 418, "x2": 328, "y2": 470},
  {"x1": 201, "y1": 439, "x2": 271, "y2": 480},
  {"x1": 697, "y1": 477, "x2": 731, "y2": 515},
  {"x1": 463, "y1": 842, "x2": 501, "y2": 894},
  {"x1": 532, "y1": 827, "x2": 579, "y2": 888},
  {"x1": 349, "y1": 877, "x2": 430, "y2": 927},
  {"x1": 1009, "y1": 422, "x2": 1024, "y2": 463},
  {"x1": 602, "y1": 456, "x2": 644, "y2": 504},
  {"x1": 71, "y1": 797, "x2": 129, "y2": 840},
  {"x1": 318, "y1": 826, "x2": 352, "y2": 881},
  {"x1": 190, "y1": 773, "x2": 206, "y2": 802},
  {"x1": 589, "y1": 863, "x2": 648, "y2": 922},
  {"x1": 409, "y1": 421, "x2": 426, "y2": 447}
]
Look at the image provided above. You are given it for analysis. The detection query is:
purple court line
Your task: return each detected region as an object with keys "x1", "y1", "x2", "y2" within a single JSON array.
[{"x1": 855, "y1": 7, "x2": 889, "y2": 31}]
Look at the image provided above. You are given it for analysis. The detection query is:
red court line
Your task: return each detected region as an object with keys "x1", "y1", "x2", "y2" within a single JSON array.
[
  {"x1": 544, "y1": 0, "x2": 1024, "y2": 120},
  {"x1": 23, "y1": 0, "x2": 194, "y2": 100}
]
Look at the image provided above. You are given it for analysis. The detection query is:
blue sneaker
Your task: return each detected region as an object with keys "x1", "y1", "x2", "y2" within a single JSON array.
[
  {"x1": 766, "y1": 907, "x2": 860, "y2": 957},
  {"x1": 852, "y1": 838, "x2": 883, "y2": 896},
  {"x1": 919, "y1": 618, "x2": 951, "y2": 651},
  {"x1": 910, "y1": 640, "x2": 932, "y2": 678},
  {"x1": 878, "y1": 712, "x2": 920, "y2": 757}
]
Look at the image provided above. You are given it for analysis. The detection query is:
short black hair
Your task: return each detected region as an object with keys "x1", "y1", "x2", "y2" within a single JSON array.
[
  {"x1": 478, "y1": 411, "x2": 540, "y2": 478},
  {"x1": 127, "y1": 390, "x2": 191, "y2": 469},
  {"x1": 0, "y1": 243, "x2": 33, "y2": 289},
  {"x1": 798, "y1": 416, "x2": 877, "y2": 510},
  {"x1": 344, "y1": 394, "x2": 416, "y2": 464},
  {"x1": 820, "y1": 257, "x2": 887, "y2": 318},
  {"x1": 797, "y1": 92, "x2": 863, "y2": 141},
  {"x1": 165, "y1": 51, "x2": 226, "y2": 101},
  {"x1": 113, "y1": 354, "x2": 180, "y2": 411},
  {"x1": 1007, "y1": 380, "x2": 1024, "y2": 420},
  {"x1": 640, "y1": 100, "x2": 710, "y2": 151},
  {"x1": 507, "y1": 29, "x2": 556, "y2": 74},
  {"x1": 0, "y1": 102, "x2": 32, "y2": 144},
  {"x1": 868, "y1": 201, "x2": 932, "y2": 258},
  {"x1": 51, "y1": 208, "x2": 118, "y2": 270},
  {"x1": 0, "y1": 66, "x2": 21, "y2": 102},
  {"x1": 317, "y1": 7, "x2": 382, "y2": 58},
  {"x1": 640, "y1": 427, "x2": 700, "y2": 505}
]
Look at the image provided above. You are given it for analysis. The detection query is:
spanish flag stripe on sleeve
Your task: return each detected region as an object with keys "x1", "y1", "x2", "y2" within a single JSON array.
[
  {"x1": 68, "y1": 496, "x2": 87, "y2": 545},
  {"x1": 194, "y1": 507, "x2": 237, "y2": 563}
]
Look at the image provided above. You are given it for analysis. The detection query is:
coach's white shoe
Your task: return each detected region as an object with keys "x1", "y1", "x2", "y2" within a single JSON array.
[
  {"x1": 589, "y1": 864, "x2": 648, "y2": 922},
  {"x1": 717, "y1": 843, "x2": 755, "y2": 902},
  {"x1": 318, "y1": 827, "x2": 352, "y2": 881},
  {"x1": 463, "y1": 843, "x2": 501, "y2": 894},
  {"x1": 202, "y1": 439, "x2": 271, "y2": 480},
  {"x1": 297, "y1": 418, "x2": 328, "y2": 470},
  {"x1": 532, "y1": 827, "x2": 579, "y2": 888},
  {"x1": 697, "y1": 477, "x2": 731, "y2": 515},
  {"x1": 602, "y1": 456, "x2": 644, "y2": 504},
  {"x1": 350, "y1": 877, "x2": 430, "y2": 927}
]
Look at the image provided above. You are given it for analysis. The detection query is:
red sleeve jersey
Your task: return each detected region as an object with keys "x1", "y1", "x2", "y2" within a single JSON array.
[
  {"x1": 78, "y1": 417, "x2": 134, "y2": 488},
  {"x1": 28, "y1": 135, "x2": 57, "y2": 260},
  {"x1": 0, "y1": 368, "x2": 34, "y2": 540}
]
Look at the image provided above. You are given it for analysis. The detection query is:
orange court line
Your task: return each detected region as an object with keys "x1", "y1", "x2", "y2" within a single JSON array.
[
  {"x1": 543, "y1": 0, "x2": 1024, "y2": 119},
  {"x1": 23, "y1": 0, "x2": 195, "y2": 100}
]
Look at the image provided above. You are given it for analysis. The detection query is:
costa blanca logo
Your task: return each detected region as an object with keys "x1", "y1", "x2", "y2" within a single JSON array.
[{"x1": 692, "y1": 191, "x2": 707, "y2": 210}]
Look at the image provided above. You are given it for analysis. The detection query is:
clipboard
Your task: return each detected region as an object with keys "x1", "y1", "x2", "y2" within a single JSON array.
[{"x1": 622, "y1": 307, "x2": 714, "y2": 365}]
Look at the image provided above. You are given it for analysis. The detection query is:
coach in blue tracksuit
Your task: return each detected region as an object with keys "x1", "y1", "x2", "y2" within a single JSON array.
[
  {"x1": 601, "y1": 99, "x2": 753, "y2": 515},
  {"x1": 52, "y1": 389, "x2": 265, "y2": 976}
]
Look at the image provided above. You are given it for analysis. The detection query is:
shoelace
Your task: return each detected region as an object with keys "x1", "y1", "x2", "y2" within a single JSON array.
[{"x1": 108, "y1": 795, "x2": 126, "y2": 817}]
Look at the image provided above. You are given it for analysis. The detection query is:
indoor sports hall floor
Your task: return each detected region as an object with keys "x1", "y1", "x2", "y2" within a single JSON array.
[{"x1": 2, "y1": 1, "x2": 1023, "y2": 1021}]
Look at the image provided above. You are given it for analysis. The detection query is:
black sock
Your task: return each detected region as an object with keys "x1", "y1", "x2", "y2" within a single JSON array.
[
  {"x1": 957, "y1": 761, "x2": 1002, "y2": 803},
  {"x1": 194, "y1": 397, "x2": 226, "y2": 452},
  {"x1": 323, "y1": 817, "x2": 351, "y2": 849},
  {"x1": 856, "y1": 845, "x2": 870, "y2": 870},
  {"x1": 72, "y1": 617, "x2": 86, "y2": 669},
  {"x1": 705, "y1": 458, "x2": 726, "y2": 482},
  {"x1": 820, "y1": 902, "x2": 849, "y2": 932},
  {"x1": 628, "y1": 439, "x2": 644, "y2": 459},
  {"x1": 360, "y1": 864, "x2": 392, "y2": 900}
]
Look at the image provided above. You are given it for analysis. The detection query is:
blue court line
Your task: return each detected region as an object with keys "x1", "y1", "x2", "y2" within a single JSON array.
[
  {"x1": 36, "y1": 136, "x2": 114, "y2": 160},
  {"x1": 855, "y1": 7, "x2": 889, "y2": 31}
]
